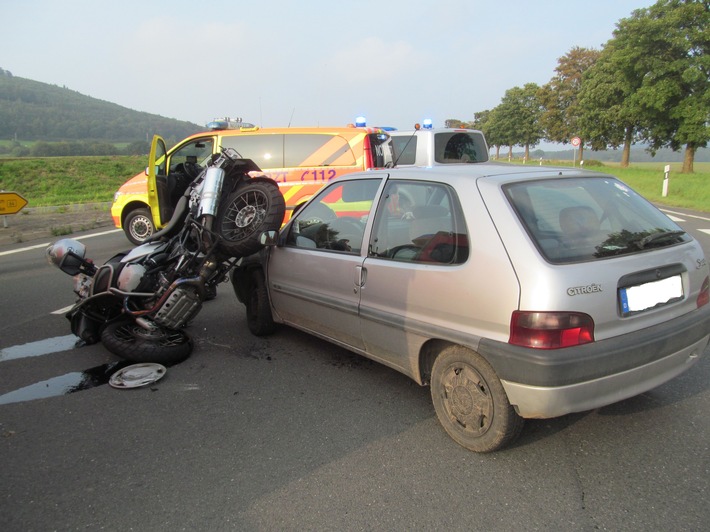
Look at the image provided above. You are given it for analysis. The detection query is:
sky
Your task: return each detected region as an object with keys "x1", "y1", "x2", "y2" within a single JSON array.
[{"x1": 1, "y1": 0, "x2": 658, "y2": 135}]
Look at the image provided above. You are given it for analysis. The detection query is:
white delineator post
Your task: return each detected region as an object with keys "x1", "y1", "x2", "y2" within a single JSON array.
[{"x1": 662, "y1": 165, "x2": 671, "y2": 197}]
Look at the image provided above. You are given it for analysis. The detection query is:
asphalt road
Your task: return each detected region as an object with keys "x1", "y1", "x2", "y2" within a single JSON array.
[{"x1": 1, "y1": 209, "x2": 709, "y2": 531}]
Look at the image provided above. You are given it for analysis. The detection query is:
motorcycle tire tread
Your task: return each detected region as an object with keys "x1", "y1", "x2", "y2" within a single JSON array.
[{"x1": 101, "y1": 319, "x2": 193, "y2": 365}]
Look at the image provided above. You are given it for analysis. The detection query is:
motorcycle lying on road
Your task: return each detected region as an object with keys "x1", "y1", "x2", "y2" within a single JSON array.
[{"x1": 46, "y1": 147, "x2": 285, "y2": 364}]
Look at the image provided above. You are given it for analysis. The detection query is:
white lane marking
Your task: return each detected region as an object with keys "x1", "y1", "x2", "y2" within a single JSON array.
[
  {"x1": 52, "y1": 304, "x2": 75, "y2": 314},
  {"x1": 0, "y1": 229, "x2": 121, "y2": 257},
  {"x1": 659, "y1": 210, "x2": 710, "y2": 238},
  {"x1": 0, "y1": 334, "x2": 78, "y2": 362},
  {"x1": 661, "y1": 209, "x2": 710, "y2": 223}
]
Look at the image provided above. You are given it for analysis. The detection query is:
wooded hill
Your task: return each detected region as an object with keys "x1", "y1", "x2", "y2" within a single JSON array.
[{"x1": 0, "y1": 68, "x2": 203, "y2": 144}]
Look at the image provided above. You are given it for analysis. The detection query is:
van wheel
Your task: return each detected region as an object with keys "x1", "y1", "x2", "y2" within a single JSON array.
[
  {"x1": 245, "y1": 269, "x2": 276, "y2": 336},
  {"x1": 124, "y1": 208, "x2": 155, "y2": 245},
  {"x1": 430, "y1": 345, "x2": 524, "y2": 452},
  {"x1": 214, "y1": 181, "x2": 286, "y2": 258}
]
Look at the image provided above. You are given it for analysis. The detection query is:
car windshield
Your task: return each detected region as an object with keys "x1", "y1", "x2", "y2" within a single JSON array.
[{"x1": 504, "y1": 177, "x2": 691, "y2": 264}]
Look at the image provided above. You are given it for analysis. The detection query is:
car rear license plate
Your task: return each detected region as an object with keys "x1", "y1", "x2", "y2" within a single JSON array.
[{"x1": 619, "y1": 274, "x2": 683, "y2": 316}]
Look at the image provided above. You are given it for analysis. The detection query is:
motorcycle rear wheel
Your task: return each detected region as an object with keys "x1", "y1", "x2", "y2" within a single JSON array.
[
  {"x1": 101, "y1": 319, "x2": 193, "y2": 364},
  {"x1": 214, "y1": 181, "x2": 285, "y2": 257}
]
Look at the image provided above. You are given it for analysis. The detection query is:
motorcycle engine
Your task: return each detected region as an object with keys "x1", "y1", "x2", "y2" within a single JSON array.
[{"x1": 154, "y1": 287, "x2": 202, "y2": 329}]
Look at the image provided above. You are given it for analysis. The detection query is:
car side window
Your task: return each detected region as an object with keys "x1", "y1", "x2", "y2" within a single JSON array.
[
  {"x1": 286, "y1": 179, "x2": 381, "y2": 254},
  {"x1": 284, "y1": 134, "x2": 356, "y2": 167},
  {"x1": 391, "y1": 136, "x2": 417, "y2": 165},
  {"x1": 169, "y1": 137, "x2": 215, "y2": 170},
  {"x1": 221, "y1": 135, "x2": 285, "y2": 168},
  {"x1": 369, "y1": 181, "x2": 469, "y2": 264}
]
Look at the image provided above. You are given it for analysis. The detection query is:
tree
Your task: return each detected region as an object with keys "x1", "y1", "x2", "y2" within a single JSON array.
[
  {"x1": 581, "y1": 0, "x2": 709, "y2": 172},
  {"x1": 492, "y1": 84, "x2": 544, "y2": 160},
  {"x1": 631, "y1": 0, "x2": 709, "y2": 173},
  {"x1": 470, "y1": 110, "x2": 490, "y2": 132},
  {"x1": 539, "y1": 47, "x2": 601, "y2": 161},
  {"x1": 484, "y1": 106, "x2": 511, "y2": 159},
  {"x1": 577, "y1": 37, "x2": 644, "y2": 167}
]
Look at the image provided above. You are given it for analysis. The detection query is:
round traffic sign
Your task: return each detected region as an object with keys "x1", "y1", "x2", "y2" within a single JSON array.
[{"x1": 571, "y1": 136, "x2": 581, "y2": 147}]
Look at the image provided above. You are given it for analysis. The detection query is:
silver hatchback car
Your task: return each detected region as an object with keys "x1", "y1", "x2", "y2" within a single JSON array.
[{"x1": 232, "y1": 164, "x2": 710, "y2": 452}]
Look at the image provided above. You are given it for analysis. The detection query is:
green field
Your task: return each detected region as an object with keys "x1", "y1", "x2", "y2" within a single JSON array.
[
  {"x1": 0, "y1": 156, "x2": 145, "y2": 206},
  {"x1": 503, "y1": 159, "x2": 710, "y2": 212},
  {"x1": 0, "y1": 156, "x2": 708, "y2": 213}
]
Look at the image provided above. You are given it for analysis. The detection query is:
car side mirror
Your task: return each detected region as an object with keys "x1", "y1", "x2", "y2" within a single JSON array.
[{"x1": 260, "y1": 230, "x2": 278, "y2": 246}]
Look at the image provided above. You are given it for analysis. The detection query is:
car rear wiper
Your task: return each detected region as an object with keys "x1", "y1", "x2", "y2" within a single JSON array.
[{"x1": 633, "y1": 230, "x2": 686, "y2": 249}]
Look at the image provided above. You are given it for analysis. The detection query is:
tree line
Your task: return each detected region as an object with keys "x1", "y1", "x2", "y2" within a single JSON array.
[
  {"x1": 448, "y1": 0, "x2": 708, "y2": 173},
  {"x1": 0, "y1": 139, "x2": 151, "y2": 157}
]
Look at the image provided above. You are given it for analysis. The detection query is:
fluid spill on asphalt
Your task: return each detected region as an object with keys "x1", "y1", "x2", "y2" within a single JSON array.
[{"x1": 0, "y1": 361, "x2": 132, "y2": 405}]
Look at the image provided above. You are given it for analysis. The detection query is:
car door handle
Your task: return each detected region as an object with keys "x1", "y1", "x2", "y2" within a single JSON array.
[{"x1": 355, "y1": 265, "x2": 367, "y2": 291}]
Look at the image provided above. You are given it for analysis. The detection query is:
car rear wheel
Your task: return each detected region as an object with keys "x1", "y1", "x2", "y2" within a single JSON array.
[
  {"x1": 124, "y1": 208, "x2": 155, "y2": 245},
  {"x1": 430, "y1": 345, "x2": 524, "y2": 452}
]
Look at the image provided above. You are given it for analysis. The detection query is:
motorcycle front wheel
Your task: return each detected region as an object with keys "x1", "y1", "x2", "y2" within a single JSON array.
[
  {"x1": 101, "y1": 319, "x2": 193, "y2": 364},
  {"x1": 214, "y1": 181, "x2": 285, "y2": 257}
]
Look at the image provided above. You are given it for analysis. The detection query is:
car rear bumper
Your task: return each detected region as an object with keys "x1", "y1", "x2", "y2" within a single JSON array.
[
  {"x1": 478, "y1": 304, "x2": 710, "y2": 419},
  {"x1": 501, "y1": 334, "x2": 707, "y2": 418}
]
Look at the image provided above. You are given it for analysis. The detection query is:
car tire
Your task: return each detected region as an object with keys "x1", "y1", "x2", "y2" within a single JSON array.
[
  {"x1": 246, "y1": 269, "x2": 276, "y2": 336},
  {"x1": 124, "y1": 207, "x2": 155, "y2": 245},
  {"x1": 430, "y1": 345, "x2": 524, "y2": 452}
]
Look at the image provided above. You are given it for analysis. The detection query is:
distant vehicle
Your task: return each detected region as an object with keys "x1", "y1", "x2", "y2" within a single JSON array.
[
  {"x1": 232, "y1": 163, "x2": 710, "y2": 452},
  {"x1": 111, "y1": 118, "x2": 393, "y2": 244},
  {"x1": 389, "y1": 120, "x2": 489, "y2": 166}
]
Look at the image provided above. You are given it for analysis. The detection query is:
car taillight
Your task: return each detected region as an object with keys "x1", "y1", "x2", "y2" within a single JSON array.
[
  {"x1": 509, "y1": 311, "x2": 595, "y2": 349},
  {"x1": 698, "y1": 276, "x2": 710, "y2": 308}
]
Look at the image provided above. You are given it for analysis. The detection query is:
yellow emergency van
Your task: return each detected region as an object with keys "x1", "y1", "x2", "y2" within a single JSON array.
[{"x1": 111, "y1": 119, "x2": 393, "y2": 244}]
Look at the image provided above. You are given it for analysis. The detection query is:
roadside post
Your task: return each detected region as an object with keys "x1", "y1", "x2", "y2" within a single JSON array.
[
  {"x1": 0, "y1": 191, "x2": 28, "y2": 228},
  {"x1": 662, "y1": 165, "x2": 671, "y2": 197},
  {"x1": 571, "y1": 136, "x2": 581, "y2": 166}
]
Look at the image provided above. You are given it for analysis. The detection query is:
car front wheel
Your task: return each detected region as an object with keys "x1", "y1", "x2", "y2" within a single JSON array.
[
  {"x1": 430, "y1": 345, "x2": 524, "y2": 452},
  {"x1": 124, "y1": 207, "x2": 155, "y2": 245}
]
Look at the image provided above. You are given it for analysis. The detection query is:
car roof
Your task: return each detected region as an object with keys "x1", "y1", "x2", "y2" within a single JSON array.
[
  {"x1": 181, "y1": 126, "x2": 385, "y2": 142},
  {"x1": 389, "y1": 127, "x2": 484, "y2": 135},
  {"x1": 346, "y1": 163, "x2": 605, "y2": 186}
]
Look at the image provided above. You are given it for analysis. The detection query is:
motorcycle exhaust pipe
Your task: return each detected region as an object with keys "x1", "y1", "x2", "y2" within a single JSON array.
[{"x1": 198, "y1": 167, "x2": 225, "y2": 219}]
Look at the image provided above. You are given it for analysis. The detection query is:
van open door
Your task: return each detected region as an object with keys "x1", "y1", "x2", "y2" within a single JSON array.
[{"x1": 147, "y1": 135, "x2": 168, "y2": 228}]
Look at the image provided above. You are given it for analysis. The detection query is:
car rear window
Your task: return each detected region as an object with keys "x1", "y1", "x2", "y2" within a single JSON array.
[
  {"x1": 434, "y1": 132, "x2": 488, "y2": 163},
  {"x1": 504, "y1": 177, "x2": 691, "y2": 264}
]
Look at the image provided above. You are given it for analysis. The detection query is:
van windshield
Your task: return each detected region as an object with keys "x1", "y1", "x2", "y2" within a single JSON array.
[{"x1": 505, "y1": 177, "x2": 691, "y2": 264}]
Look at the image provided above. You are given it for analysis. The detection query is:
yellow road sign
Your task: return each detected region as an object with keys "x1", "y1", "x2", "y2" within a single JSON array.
[{"x1": 0, "y1": 192, "x2": 28, "y2": 215}]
